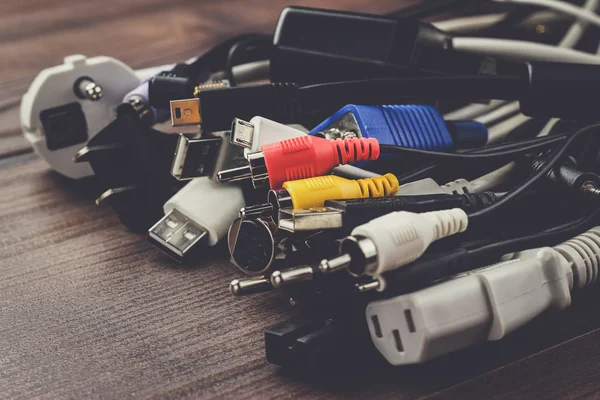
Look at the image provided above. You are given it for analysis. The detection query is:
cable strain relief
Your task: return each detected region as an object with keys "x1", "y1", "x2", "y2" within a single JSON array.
[
  {"x1": 427, "y1": 209, "x2": 469, "y2": 241},
  {"x1": 462, "y1": 192, "x2": 498, "y2": 211},
  {"x1": 148, "y1": 76, "x2": 194, "y2": 110},
  {"x1": 332, "y1": 137, "x2": 380, "y2": 164},
  {"x1": 356, "y1": 173, "x2": 400, "y2": 198},
  {"x1": 555, "y1": 227, "x2": 600, "y2": 290},
  {"x1": 446, "y1": 120, "x2": 488, "y2": 149}
]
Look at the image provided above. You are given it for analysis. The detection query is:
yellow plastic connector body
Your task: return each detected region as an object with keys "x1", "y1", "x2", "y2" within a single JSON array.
[{"x1": 282, "y1": 173, "x2": 399, "y2": 210}]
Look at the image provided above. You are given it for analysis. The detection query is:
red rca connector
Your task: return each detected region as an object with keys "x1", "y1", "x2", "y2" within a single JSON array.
[{"x1": 217, "y1": 135, "x2": 380, "y2": 189}]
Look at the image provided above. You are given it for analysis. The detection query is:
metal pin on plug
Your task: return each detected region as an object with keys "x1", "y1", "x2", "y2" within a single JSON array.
[
  {"x1": 355, "y1": 280, "x2": 380, "y2": 293},
  {"x1": 319, "y1": 254, "x2": 352, "y2": 274},
  {"x1": 270, "y1": 266, "x2": 314, "y2": 288},
  {"x1": 230, "y1": 277, "x2": 273, "y2": 296},
  {"x1": 75, "y1": 77, "x2": 103, "y2": 101}
]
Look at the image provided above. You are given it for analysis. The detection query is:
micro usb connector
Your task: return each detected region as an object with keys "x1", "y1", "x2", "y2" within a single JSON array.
[{"x1": 147, "y1": 176, "x2": 245, "y2": 262}]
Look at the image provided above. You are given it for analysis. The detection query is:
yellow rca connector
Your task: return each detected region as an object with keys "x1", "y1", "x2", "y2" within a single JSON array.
[{"x1": 268, "y1": 173, "x2": 399, "y2": 217}]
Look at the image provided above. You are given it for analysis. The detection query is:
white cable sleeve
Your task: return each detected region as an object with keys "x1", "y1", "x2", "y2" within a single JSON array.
[
  {"x1": 475, "y1": 101, "x2": 520, "y2": 125},
  {"x1": 487, "y1": 114, "x2": 533, "y2": 144},
  {"x1": 443, "y1": 100, "x2": 505, "y2": 121},
  {"x1": 537, "y1": 118, "x2": 561, "y2": 137},
  {"x1": 558, "y1": 0, "x2": 599, "y2": 47},
  {"x1": 433, "y1": 14, "x2": 506, "y2": 33},
  {"x1": 163, "y1": 177, "x2": 245, "y2": 246},
  {"x1": 470, "y1": 163, "x2": 517, "y2": 192},
  {"x1": 452, "y1": 37, "x2": 600, "y2": 63},
  {"x1": 433, "y1": 11, "x2": 565, "y2": 33},
  {"x1": 495, "y1": 0, "x2": 600, "y2": 29}
]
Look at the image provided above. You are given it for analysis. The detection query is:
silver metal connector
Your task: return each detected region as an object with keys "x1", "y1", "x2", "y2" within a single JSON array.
[
  {"x1": 148, "y1": 209, "x2": 208, "y2": 263},
  {"x1": 216, "y1": 151, "x2": 267, "y2": 188},
  {"x1": 270, "y1": 266, "x2": 314, "y2": 288},
  {"x1": 171, "y1": 134, "x2": 222, "y2": 180},
  {"x1": 229, "y1": 277, "x2": 273, "y2": 296},
  {"x1": 355, "y1": 280, "x2": 381, "y2": 293},
  {"x1": 277, "y1": 207, "x2": 343, "y2": 232},
  {"x1": 315, "y1": 112, "x2": 361, "y2": 140},
  {"x1": 340, "y1": 235, "x2": 378, "y2": 277},
  {"x1": 319, "y1": 254, "x2": 352, "y2": 274},
  {"x1": 240, "y1": 203, "x2": 273, "y2": 220},
  {"x1": 230, "y1": 118, "x2": 255, "y2": 148},
  {"x1": 75, "y1": 77, "x2": 103, "y2": 101},
  {"x1": 267, "y1": 189, "x2": 293, "y2": 223}
]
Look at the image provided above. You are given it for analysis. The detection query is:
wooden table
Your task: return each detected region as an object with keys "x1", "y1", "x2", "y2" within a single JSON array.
[{"x1": 2, "y1": 1, "x2": 600, "y2": 398}]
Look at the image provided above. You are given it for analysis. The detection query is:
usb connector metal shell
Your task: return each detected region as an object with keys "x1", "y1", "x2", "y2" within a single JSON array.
[
  {"x1": 278, "y1": 207, "x2": 344, "y2": 232},
  {"x1": 148, "y1": 209, "x2": 208, "y2": 262},
  {"x1": 171, "y1": 134, "x2": 222, "y2": 181},
  {"x1": 230, "y1": 118, "x2": 256, "y2": 148}
]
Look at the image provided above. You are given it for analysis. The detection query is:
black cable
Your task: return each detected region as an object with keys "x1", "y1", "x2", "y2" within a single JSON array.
[
  {"x1": 385, "y1": 0, "x2": 480, "y2": 19},
  {"x1": 224, "y1": 35, "x2": 271, "y2": 86},
  {"x1": 380, "y1": 207, "x2": 600, "y2": 296},
  {"x1": 300, "y1": 75, "x2": 527, "y2": 116},
  {"x1": 397, "y1": 133, "x2": 569, "y2": 182},
  {"x1": 378, "y1": 135, "x2": 565, "y2": 162},
  {"x1": 467, "y1": 123, "x2": 600, "y2": 221},
  {"x1": 186, "y1": 33, "x2": 268, "y2": 77},
  {"x1": 467, "y1": 208, "x2": 600, "y2": 261}
]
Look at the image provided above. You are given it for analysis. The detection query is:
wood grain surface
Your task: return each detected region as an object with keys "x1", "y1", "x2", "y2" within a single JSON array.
[{"x1": 1, "y1": 1, "x2": 599, "y2": 399}]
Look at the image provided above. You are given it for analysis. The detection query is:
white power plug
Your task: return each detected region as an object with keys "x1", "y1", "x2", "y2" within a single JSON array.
[{"x1": 21, "y1": 55, "x2": 142, "y2": 179}]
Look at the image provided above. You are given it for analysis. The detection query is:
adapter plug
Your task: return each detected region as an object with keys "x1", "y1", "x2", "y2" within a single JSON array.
[{"x1": 21, "y1": 55, "x2": 141, "y2": 179}]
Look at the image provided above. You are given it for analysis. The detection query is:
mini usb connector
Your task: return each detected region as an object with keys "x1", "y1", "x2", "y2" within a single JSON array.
[{"x1": 170, "y1": 98, "x2": 201, "y2": 126}]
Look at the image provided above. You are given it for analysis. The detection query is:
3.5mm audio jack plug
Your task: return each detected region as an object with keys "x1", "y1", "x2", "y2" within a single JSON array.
[{"x1": 217, "y1": 135, "x2": 380, "y2": 189}]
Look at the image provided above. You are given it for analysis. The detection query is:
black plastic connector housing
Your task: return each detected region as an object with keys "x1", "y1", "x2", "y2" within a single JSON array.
[
  {"x1": 271, "y1": 6, "x2": 509, "y2": 85},
  {"x1": 76, "y1": 103, "x2": 184, "y2": 231},
  {"x1": 198, "y1": 83, "x2": 300, "y2": 132},
  {"x1": 521, "y1": 62, "x2": 600, "y2": 120},
  {"x1": 325, "y1": 193, "x2": 498, "y2": 229}
]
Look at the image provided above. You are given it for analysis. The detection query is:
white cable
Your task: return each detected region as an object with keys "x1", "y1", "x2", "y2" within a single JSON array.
[
  {"x1": 475, "y1": 101, "x2": 520, "y2": 125},
  {"x1": 443, "y1": 100, "x2": 505, "y2": 121},
  {"x1": 487, "y1": 113, "x2": 533, "y2": 144},
  {"x1": 452, "y1": 37, "x2": 600, "y2": 63},
  {"x1": 366, "y1": 227, "x2": 600, "y2": 365},
  {"x1": 444, "y1": 1, "x2": 597, "y2": 123},
  {"x1": 433, "y1": 11, "x2": 566, "y2": 34},
  {"x1": 537, "y1": 118, "x2": 561, "y2": 137},
  {"x1": 558, "y1": 0, "x2": 599, "y2": 47},
  {"x1": 434, "y1": 14, "x2": 506, "y2": 33},
  {"x1": 468, "y1": 0, "x2": 599, "y2": 189},
  {"x1": 470, "y1": 163, "x2": 517, "y2": 192},
  {"x1": 495, "y1": 0, "x2": 600, "y2": 29}
]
